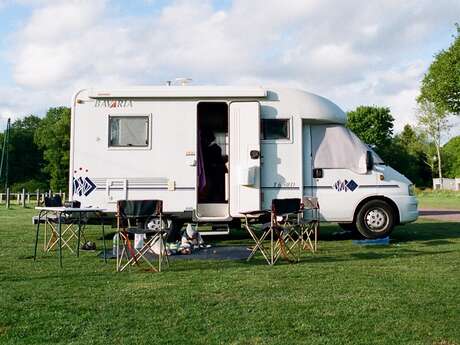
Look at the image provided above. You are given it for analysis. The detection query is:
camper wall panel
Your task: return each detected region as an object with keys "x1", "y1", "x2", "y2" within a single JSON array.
[
  {"x1": 71, "y1": 99, "x2": 196, "y2": 212},
  {"x1": 260, "y1": 140, "x2": 300, "y2": 209}
]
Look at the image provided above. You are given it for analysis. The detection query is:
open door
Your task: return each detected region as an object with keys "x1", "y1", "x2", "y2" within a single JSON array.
[{"x1": 229, "y1": 102, "x2": 261, "y2": 216}]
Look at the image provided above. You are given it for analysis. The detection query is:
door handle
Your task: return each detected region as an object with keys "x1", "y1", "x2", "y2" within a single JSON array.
[
  {"x1": 250, "y1": 150, "x2": 260, "y2": 159},
  {"x1": 313, "y1": 168, "x2": 323, "y2": 178}
]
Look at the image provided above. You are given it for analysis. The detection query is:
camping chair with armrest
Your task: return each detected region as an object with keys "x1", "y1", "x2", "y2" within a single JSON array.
[
  {"x1": 242, "y1": 198, "x2": 302, "y2": 265},
  {"x1": 116, "y1": 200, "x2": 168, "y2": 272},
  {"x1": 269, "y1": 198, "x2": 303, "y2": 265},
  {"x1": 299, "y1": 196, "x2": 320, "y2": 252}
]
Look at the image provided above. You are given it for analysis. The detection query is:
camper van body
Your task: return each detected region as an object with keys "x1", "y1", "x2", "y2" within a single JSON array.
[{"x1": 70, "y1": 86, "x2": 418, "y2": 237}]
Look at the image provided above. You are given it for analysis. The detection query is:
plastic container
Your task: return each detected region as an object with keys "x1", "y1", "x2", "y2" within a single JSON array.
[{"x1": 112, "y1": 233, "x2": 119, "y2": 255}]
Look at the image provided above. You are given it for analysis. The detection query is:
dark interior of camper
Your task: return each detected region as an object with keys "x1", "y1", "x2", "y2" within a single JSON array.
[{"x1": 197, "y1": 102, "x2": 228, "y2": 203}]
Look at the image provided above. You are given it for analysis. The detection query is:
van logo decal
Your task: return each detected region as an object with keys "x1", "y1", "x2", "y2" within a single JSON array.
[
  {"x1": 73, "y1": 177, "x2": 97, "y2": 197},
  {"x1": 95, "y1": 99, "x2": 133, "y2": 108},
  {"x1": 333, "y1": 179, "x2": 358, "y2": 192}
]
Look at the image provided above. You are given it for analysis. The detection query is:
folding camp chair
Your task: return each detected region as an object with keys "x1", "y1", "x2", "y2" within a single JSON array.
[
  {"x1": 243, "y1": 198, "x2": 302, "y2": 265},
  {"x1": 116, "y1": 200, "x2": 168, "y2": 272},
  {"x1": 242, "y1": 210, "x2": 272, "y2": 265},
  {"x1": 269, "y1": 198, "x2": 303, "y2": 265},
  {"x1": 299, "y1": 196, "x2": 320, "y2": 252}
]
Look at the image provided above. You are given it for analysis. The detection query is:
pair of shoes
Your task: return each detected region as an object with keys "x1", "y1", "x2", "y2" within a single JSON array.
[{"x1": 81, "y1": 241, "x2": 96, "y2": 250}]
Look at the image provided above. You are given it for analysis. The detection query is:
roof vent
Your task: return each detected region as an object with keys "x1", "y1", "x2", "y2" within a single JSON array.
[{"x1": 175, "y1": 78, "x2": 192, "y2": 86}]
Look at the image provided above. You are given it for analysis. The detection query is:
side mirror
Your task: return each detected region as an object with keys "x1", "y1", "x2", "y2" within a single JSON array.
[{"x1": 366, "y1": 150, "x2": 374, "y2": 171}]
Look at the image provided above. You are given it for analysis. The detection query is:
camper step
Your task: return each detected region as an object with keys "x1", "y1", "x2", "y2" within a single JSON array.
[{"x1": 199, "y1": 223, "x2": 230, "y2": 236}]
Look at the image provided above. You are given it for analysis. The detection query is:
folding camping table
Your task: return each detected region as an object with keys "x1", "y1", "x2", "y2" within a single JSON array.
[{"x1": 33, "y1": 207, "x2": 107, "y2": 268}]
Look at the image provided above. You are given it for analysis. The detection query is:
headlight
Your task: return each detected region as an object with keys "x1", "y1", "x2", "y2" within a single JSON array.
[{"x1": 408, "y1": 184, "x2": 415, "y2": 196}]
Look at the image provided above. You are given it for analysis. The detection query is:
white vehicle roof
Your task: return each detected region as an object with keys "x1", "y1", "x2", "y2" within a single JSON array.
[{"x1": 78, "y1": 86, "x2": 346, "y2": 124}]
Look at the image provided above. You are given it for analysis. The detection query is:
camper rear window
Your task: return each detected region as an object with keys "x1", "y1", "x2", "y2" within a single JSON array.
[
  {"x1": 109, "y1": 116, "x2": 149, "y2": 147},
  {"x1": 261, "y1": 119, "x2": 290, "y2": 140}
]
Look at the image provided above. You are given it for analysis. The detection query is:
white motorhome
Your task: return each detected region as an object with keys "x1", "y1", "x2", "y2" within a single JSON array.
[{"x1": 70, "y1": 86, "x2": 418, "y2": 238}]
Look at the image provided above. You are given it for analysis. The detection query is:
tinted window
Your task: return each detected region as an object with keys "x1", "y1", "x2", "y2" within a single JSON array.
[
  {"x1": 109, "y1": 116, "x2": 149, "y2": 147},
  {"x1": 261, "y1": 119, "x2": 290, "y2": 140}
]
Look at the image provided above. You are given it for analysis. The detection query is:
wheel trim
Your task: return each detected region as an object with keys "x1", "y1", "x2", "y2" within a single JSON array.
[{"x1": 365, "y1": 208, "x2": 389, "y2": 232}]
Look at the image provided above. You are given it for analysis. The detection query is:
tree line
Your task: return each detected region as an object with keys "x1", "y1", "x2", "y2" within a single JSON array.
[
  {"x1": 0, "y1": 107, "x2": 70, "y2": 192},
  {"x1": 0, "y1": 26, "x2": 459, "y2": 192}
]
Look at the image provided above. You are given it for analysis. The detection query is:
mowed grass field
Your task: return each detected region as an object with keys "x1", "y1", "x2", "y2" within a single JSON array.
[
  {"x1": 0, "y1": 207, "x2": 459, "y2": 345},
  {"x1": 417, "y1": 190, "x2": 460, "y2": 210}
]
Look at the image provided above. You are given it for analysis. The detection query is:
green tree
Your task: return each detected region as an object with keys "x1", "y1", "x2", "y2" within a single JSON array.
[
  {"x1": 443, "y1": 136, "x2": 460, "y2": 178},
  {"x1": 416, "y1": 100, "x2": 451, "y2": 180},
  {"x1": 0, "y1": 115, "x2": 47, "y2": 190},
  {"x1": 346, "y1": 106, "x2": 394, "y2": 162},
  {"x1": 419, "y1": 25, "x2": 460, "y2": 115},
  {"x1": 34, "y1": 107, "x2": 71, "y2": 191},
  {"x1": 393, "y1": 125, "x2": 432, "y2": 187}
]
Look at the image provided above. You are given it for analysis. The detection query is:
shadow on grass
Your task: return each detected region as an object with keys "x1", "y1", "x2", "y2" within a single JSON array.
[
  {"x1": 317, "y1": 222, "x2": 460, "y2": 244},
  {"x1": 391, "y1": 222, "x2": 460, "y2": 243}
]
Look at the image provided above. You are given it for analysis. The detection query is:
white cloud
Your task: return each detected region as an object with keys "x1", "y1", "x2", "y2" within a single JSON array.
[{"x1": 2, "y1": 0, "x2": 460, "y2": 135}]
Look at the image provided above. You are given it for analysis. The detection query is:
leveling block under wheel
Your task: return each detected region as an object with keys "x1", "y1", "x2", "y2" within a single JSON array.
[{"x1": 352, "y1": 237, "x2": 390, "y2": 246}]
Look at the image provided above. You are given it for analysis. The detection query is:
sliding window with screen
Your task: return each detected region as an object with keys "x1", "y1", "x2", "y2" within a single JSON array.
[{"x1": 108, "y1": 116, "x2": 150, "y2": 148}]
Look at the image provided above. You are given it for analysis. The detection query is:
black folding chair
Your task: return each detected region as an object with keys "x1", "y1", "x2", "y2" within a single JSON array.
[
  {"x1": 270, "y1": 198, "x2": 302, "y2": 264},
  {"x1": 116, "y1": 200, "x2": 168, "y2": 272},
  {"x1": 243, "y1": 198, "x2": 302, "y2": 265},
  {"x1": 299, "y1": 196, "x2": 320, "y2": 252}
]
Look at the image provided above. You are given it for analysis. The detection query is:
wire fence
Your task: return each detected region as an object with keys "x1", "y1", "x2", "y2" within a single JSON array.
[{"x1": 0, "y1": 189, "x2": 66, "y2": 208}]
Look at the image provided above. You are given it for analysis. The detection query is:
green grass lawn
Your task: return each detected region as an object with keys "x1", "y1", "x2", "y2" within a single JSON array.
[
  {"x1": 417, "y1": 190, "x2": 460, "y2": 210},
  {"x1": 0, "y1": 207, "x2": 459, "y2": 345}
]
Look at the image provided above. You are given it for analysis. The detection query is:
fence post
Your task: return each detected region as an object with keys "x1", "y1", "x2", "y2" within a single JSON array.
[
  {"x1": 21, "y1": 189, "x2": 26, "y2": 207},
  {"x1": 0, "y1": 193, "x2": 2, "y2": 204},
  {"x1": 16, "y1": 193, "x2": 20, "y2": 204},
  {"x1": 36, "y1": 189, "x2": 40, "y2": 205},
  {"x1": 48, "y1": 190, "x2": 51, "y2": 198},
  {"x1": 63, "y1": 192, "x2": 66, "y2": 202},
  {"x1": 27, "y1": 192, "x2": 30, "y2": 204},
  {"x1": 6, "y1": 188, "x2": 10, "y2": 209}
]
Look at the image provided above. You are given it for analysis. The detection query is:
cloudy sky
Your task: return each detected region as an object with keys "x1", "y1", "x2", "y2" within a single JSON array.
[{"x1": 0, "y1": 0, "x2": 459, "y2": 135}]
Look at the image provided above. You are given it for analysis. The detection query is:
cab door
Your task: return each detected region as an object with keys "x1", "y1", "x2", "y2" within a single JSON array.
[{"x1": 229, "y1": 102, "x2": 261, "y2": 216}]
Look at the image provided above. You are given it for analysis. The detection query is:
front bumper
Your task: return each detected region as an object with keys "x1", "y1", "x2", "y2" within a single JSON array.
[{"x1": 392, "y1": 195, "x2": 419, "y2": 223}]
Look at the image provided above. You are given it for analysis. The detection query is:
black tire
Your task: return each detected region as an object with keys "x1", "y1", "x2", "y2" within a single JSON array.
[{"x1": 355, "y1": 200, "x2": 395, "y2": 239}]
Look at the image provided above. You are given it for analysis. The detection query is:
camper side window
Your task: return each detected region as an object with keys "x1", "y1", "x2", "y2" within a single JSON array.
[
  {"x1": 109, "y1": 116, "x2": 149, "y2": 147},
  {"x1": 261, "y1": 119, "x2": 290, "y2": 140}
]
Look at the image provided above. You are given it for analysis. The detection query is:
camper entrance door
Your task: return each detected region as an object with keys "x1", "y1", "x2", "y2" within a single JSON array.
[{"x1": 229, "y1": 101, "x2": 261, "y2": 217}]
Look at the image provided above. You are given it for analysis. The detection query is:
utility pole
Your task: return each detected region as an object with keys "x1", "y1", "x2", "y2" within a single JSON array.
[{"x1": 0, "y1": 118, "x2": 11, "y2": 194}]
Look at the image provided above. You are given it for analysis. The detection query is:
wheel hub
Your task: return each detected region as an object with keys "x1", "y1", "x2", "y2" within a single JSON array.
[{"x1": 365, "y1": 208, "x2": 388, "y2": 231}]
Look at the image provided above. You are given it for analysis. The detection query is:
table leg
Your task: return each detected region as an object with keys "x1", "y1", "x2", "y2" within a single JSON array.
[
  {"x1": 101, "y1": 215, "x2": 107, "y2": 263},
  {"x1": 58, "y1": 211, "x2": 63, "y2": 268},
  {"x1": 77, "y1": 212, "x2": 82, "y2": 257},
  {"x1": 270, "y1": 226, "x2": 274, "y2": 265},
  {"x1": 34, "y1": 210, "x2": 43, "y2": 261}
]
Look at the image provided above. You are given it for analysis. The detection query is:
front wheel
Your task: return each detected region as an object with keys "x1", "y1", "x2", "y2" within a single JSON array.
[{"x1": 356, "y1": 200, "x2": 395, "y2": 239}]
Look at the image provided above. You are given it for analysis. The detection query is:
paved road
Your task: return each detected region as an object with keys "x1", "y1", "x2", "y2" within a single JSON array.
[{"x1": 419, "y1": 208, "x2": 460, "y2": 222}]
